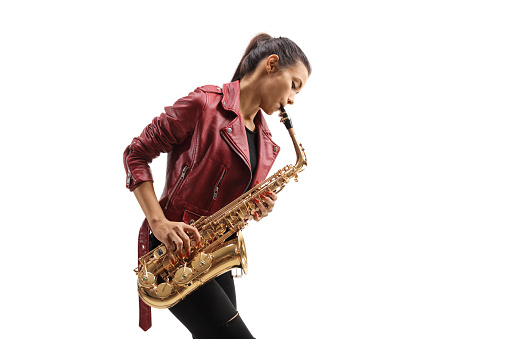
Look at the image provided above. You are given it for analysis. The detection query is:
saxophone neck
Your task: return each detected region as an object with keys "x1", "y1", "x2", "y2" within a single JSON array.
[
  {"x1": 279, "y1": 106, "x2": 307, "y2": 172},
  {"x1": 289, "y1": 128, "x2": 307, "y2": 171}
]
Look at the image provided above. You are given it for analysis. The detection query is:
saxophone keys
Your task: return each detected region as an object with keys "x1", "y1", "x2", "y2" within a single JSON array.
[
  {"x1": 174, "y1": 266, "x2": 194, "y2": 286},
  {"x1": 191, "y1": 252, "x2": 212, "y2": 271},
  {"x1": 138, "y1": 270, "x2": 156, "y2": 288},
  {"x1": 203, "y1": 229, "x2": 214, "y2": 240},
  {"x1": 155, "y1": 282, "x2": 173, "y2": 298}
]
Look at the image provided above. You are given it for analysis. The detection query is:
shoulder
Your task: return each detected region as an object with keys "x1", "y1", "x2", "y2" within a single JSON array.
[
  {"x1": 181, "y1": 85, "x2": 223, "y2": 106},
  {"x1": 195, "y1": 84, "x2": 223, "y2": 95},
  {"x1": 188, "y1": 85, "x2": 224, "y2": 111},
  {"x1": 197, "y1": 84, "x2": 223, "y2": 93},
  {"x1": 172, "y1": 84, "x2": 222, "y2": 110}
]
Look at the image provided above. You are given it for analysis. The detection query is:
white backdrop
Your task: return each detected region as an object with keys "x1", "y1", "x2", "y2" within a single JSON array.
[{"x1": 1, "y1": 1, "x2": 508, "y2": 338}]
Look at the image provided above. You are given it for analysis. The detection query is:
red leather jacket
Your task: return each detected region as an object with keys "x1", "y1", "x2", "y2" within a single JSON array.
[{"x1": 123, "y1": 80, "x2": 280, "y2": 224}]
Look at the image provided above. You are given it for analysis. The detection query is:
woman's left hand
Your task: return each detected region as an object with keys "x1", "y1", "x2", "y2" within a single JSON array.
[{"x1": 252, "y1": 190, "x2": 278, "y2": 221}]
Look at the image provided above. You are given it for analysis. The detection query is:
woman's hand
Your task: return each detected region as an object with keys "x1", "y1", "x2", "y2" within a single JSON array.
[
  {"x1": 150, "y1": 218, "x2": 201, "y2": 263},
  {"x1": 133, "y1": 181, "x2": 201, "y2": 263},
  {"x1": 252, "y1": 190, "x2": 278, "y2": 221}
]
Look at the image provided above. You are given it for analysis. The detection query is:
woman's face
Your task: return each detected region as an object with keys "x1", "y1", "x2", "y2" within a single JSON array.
[{"x1": 259, "y1": 59, "x2": 309, "y2": 115}]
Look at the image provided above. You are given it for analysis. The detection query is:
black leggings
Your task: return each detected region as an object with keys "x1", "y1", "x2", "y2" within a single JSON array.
[{"x1": 169, "y1": 272, "x2": 255, "y2": 339}]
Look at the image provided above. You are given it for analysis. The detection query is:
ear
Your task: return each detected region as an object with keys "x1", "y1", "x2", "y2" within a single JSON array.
[{"x1": 265, "y1": 54, "x2": 280, "y2": 73}]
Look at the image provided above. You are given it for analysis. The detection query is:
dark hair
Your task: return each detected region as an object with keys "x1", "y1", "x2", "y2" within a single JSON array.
[{"x1": 231, "y1": 33, "x2": 312, "y2": 82}]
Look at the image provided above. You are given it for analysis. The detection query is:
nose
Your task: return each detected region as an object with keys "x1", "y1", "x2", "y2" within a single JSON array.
[{"x1": 287, "y1": 94, "x2": 295, "y2": 105}]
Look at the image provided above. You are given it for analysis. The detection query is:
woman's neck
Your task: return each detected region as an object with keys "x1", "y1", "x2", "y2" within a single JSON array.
[{"x1": 238, "y1": 76, "x2": 262, "y2": 131}]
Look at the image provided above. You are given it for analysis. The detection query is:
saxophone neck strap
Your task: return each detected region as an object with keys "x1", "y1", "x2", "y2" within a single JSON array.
[{"x1": 138, "y1": 219, "x2": 152, "y2": 331}]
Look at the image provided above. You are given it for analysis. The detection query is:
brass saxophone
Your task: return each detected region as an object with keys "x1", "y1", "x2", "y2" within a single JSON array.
[{"x1": 135, "y1": 106, "x2": 307, "y2": 309}]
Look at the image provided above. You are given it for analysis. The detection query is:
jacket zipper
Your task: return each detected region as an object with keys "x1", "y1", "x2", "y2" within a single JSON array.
[
  {"x1": 164, "y1": 165, "x2": 189, "y2": 209},
  {"x1": 212, "y1": 169, "x2": 227, "y2": 200},
  {"x1": 126, "y1": 141, "x2": 137, "y2": 186},
  {"x1": 220, "y1": 130, "x2": 252, "y2": 193}
]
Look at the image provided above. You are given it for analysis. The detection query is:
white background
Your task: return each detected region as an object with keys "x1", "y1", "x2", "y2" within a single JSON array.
[{"x1": 1, "y1": 0, "x2": 508, "y2": 338}]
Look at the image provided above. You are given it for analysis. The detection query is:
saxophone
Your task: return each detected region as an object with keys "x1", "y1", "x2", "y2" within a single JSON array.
[{"x1": 135, "y1": 106, "x2": 307, "y2": 309}]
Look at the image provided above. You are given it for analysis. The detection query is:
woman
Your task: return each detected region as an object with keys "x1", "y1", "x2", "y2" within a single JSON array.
[{"x1": 123, "y1": 33, "x2": 311, "y2": 338}]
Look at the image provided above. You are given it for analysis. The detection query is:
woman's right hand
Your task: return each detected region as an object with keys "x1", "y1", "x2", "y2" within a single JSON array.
[
  {"x1": 151, "y1": 218, "x2": 201, "y2": 263},
  {"x1": 132, "y1": 181, "x2": 201, "y2": 262}
]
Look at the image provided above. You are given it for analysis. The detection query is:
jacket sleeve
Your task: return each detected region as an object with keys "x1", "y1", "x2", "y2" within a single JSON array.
[{"x1": 123, "y1": 89, "x2": 207, "y2": 191}]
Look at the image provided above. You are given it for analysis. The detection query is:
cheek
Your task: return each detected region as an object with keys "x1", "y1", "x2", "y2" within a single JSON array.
[
  {"x1": 261, "y1": 77, "x2": 290, "y2": 105},
  {"x1": 262, "y1": 85, "x2": 277, "y2": 102},
  {"x1": 267, "y1": 82, "x2": 287, "y2": 100}
]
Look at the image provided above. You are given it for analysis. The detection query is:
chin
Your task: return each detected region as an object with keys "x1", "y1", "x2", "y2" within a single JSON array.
[{"x1": 260, "y1": 107, "x2": 276, "y2": 115}]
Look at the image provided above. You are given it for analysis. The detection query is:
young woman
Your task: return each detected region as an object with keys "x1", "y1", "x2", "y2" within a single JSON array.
[{"x1": 123, "y1": 33, "x2": 311, "y2": 339}]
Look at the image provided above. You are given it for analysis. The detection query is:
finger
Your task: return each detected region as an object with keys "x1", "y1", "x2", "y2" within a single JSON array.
[
  {"x1": 176, "y1": 226, "x2": 191, "y2": 257},
  {"x1": 161, "y1": 238, "x2": 176, "y2": 263},
  {"x1": 253, "y1": 197, "x2": 268, "y2": 217},
  {"x1": 265, "y1": 190, "x2": 278, "y2": 202},
  {"x1": 169, "y1": 231, "x2": 184, "y2": 259},
  {"x1": 167, "y1": 251, "x2": 176, "y2": 264},
  {"x1": 252, "y1": 210, "x2": 261, "y2": 221},
  {"x1": 184, "y1": 224, "x2": 201, "y2": 247},
  {"x1": 260, "y1": 194, "x2": 275, "y2": 212}
]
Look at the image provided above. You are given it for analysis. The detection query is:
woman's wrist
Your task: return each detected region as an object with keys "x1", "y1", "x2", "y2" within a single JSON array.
[
  {"x1": 148, "y1": 216, "x2": 169, "y2": 229},
  {"x1": 133, "y1": 181, "x2": 168, "y2": 228}
]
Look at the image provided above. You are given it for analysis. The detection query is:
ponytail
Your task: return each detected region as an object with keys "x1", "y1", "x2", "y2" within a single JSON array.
[{"x1": 231, "y1": 33, "x2": 311, "y2": 82}]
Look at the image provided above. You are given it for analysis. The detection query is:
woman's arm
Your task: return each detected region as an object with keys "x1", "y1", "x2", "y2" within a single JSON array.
[
  {"x1": 133, "y1": 181, "x2": 200, "y2": 262},
  {"x1": 124, "y1": 90, "x2": 207, "y2": 260},
  {"x1": 123, "y1": 89, "x2": 206, "y2": 192}
]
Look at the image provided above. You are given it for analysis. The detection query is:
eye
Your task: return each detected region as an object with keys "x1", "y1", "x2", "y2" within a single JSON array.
[{"x1": 291, "y1": 81, "x2": 296, "y2": 89}]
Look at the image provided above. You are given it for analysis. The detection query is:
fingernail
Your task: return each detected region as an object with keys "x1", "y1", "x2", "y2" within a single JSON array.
[
  {"x1": 179, "y1": 253, "x2": 183, "y2": 259},
  {"x1": 254, "y1": 211, "x2": 258, "y2": 218},
  {"x1": 171, "y1": 258, "x2": 175, "y2": 264},
  {"x1": 254, "y1": 198, "x2": 260, "y2": 204},
  {"x1": 256, "y1": 180, "x2": 260, "y2": 184},
  {"x1": 266, "y1": 191, "x2": 273, "y2": 195},
  {"x1": 197, "y1": 241, "x2": 201, "y2": 247},
  {"x1": 187, "y1": 250, "x2": 191, "y2": 257},
  {"x1": 260, "y1": 194, "x2": 266, "y2": 199}
]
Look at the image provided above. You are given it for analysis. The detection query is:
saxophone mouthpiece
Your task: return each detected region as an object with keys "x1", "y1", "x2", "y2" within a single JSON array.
[{"x1": 278, "y1": 105, "x2": 293, "y2": 130}]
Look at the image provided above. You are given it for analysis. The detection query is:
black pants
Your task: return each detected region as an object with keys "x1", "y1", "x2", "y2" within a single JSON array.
[
  {"x1": 149, "y1": 233, "x2": 254, "y2": 339},
  {"x1": 169, "y1": 272, "x2": 255, "y2": 339}
]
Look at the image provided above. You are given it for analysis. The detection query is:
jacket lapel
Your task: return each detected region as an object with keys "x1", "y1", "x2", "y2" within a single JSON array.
[
  {"x1": 220, "y1": 81, "x2": 280, "y2": 187},
  {"x1": 220, "y1": 117, "x2": 251, "y2": 170},
  {"x1": 251, "y1": 112, "x2": 280, "y2": 189},
  {"x1": 220, "y1": 81, "x2": 251, "y2": 170}
]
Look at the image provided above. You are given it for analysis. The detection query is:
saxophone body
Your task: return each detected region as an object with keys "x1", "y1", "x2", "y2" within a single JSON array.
[{"x1": 135, "y1": 107, "x2": 306, "y2": 309}]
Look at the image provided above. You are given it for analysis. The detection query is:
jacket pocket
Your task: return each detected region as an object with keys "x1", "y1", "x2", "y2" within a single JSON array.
[
  {"x1": 179, "y1": 158, "x2": 227, "y2": 212},
  {"x1": 182, "y1": 209, "x2": 201, "y2": 225},
  {"x1": 208, "y1": 168, "x2": 227, "y2": 210},
  {"x1": 164, "y1": 165, "x2": 190, "y2": 209}
]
